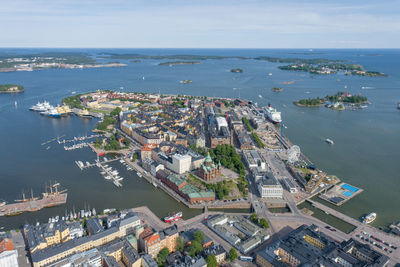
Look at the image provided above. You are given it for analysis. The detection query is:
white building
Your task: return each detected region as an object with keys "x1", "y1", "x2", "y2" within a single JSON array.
[
  {"x1": 68, "y1": 222, "x2": 84, "y2": 239},
  {"x1": 0, "y1": 250, "x2": 18, "y2": 267},
  {"x1": 216, "y1": 117, "x2": 228, "y2": 131},
  {"x1": 258, "y1": 172, "x2": 283, "y2": 198},
  {"x1": 150, "y1": 162, "x2": 164, "y2": 177},
  {"x1": 243, "y1": 150, "x2": 266, "y2": 170},
  {"x1": 171, "y1": 154, "x2": 192, "y2": 174}
]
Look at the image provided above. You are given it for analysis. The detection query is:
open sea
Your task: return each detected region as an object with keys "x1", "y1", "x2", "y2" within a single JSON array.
[{"x1": 0, "y1": 48, "x2": 399, "y2": 230}]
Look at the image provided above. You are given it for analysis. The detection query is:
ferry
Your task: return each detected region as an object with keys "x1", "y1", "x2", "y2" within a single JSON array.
[
  {"x1": 363, "y1": 212, "x2": 377, "y2": 224},
  {"x1": 163, "y1": 211, "x2": 183, "y2": 223},
  {"x1": 40, "y1": 107, "x2": 61, "y2": 118},
  {"x1": 264, "y1": 104, "x2": 282, "y2": 124},
  {"x1": 325, "y1": 138, "x2": 334, "y2": 145},
  {"x1": 30, "y1": 101, "x2": 51, "y2": 112}
]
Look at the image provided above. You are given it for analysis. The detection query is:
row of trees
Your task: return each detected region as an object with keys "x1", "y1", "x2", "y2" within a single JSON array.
[
  {"x1": 251, "y1": 132, "x2": 265, "y2": 149},
  {"x1": 242, "y1": 117, "x2": 254, "y2": 131}
]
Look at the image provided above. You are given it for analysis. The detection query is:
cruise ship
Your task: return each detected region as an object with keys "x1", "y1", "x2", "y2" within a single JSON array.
[
  {"x1": 163, "y1": 212, "x2": 183, "y2": 223},
  {"x1": 363, "y1": 212, "x2": 377, "y2": 224},
  {"x1": 264, "y1": 104, "x2": 282, "y2": 124}
]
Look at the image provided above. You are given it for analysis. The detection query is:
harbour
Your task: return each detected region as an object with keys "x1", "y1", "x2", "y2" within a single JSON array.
[{"x1": 0, "y1": 48, "x2": 400, "y2": 232}]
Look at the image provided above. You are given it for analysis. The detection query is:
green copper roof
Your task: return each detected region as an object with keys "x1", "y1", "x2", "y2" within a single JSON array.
[{"x1": 205, "y1": 152, "x2": 213, "y2": 163}]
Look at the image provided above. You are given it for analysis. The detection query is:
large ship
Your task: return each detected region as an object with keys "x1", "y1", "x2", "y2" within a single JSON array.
[
  {"x1": 29, "y1": 101, "x2": 51, "y2": 112},
  {"x1": 363, "y1": 212, "x2": 377, "y2": 224},
  {"x1": 0, "y1": 182, "x2": 68, "y2": 216},
  {"x1": 40, "y1": 106, "x2": 61, "y2": 118},
  {"x1": 264, "y1": 104, "x2": 282, "y2": 124},
  {"x1": 163, "y1": 212, "x2": 183, "y2": 223}
]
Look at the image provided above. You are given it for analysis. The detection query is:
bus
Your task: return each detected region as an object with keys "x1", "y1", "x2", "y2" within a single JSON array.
[{"x1": 239, "y1": 256, "x2": 254, "y2": 262}]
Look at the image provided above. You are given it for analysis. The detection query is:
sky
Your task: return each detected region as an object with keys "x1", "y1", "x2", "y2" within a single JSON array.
[{"x1": 1, "y1": 0, "x2": 400, "y2": 48}]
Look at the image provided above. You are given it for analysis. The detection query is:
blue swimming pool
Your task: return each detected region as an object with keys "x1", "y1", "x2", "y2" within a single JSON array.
[
  {"x1": 343, "y1": 191, "x2": 353, "y2": 197},
  {"x1": 341, "y1": 183, "x2": 359, "y2": 192}
]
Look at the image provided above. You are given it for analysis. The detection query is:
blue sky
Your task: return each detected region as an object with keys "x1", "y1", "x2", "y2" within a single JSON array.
[{"x1": 1, "y1": 0, "x2": 400, "y2": 48}]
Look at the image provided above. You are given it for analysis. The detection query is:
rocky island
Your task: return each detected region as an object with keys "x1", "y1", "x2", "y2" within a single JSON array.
[
  {"x1": 272, "y1": 87, "x2": 283, "y2": 92},
  {"x1": 230, "y1": 68, "x2": 243, "y2": 73},
  {"x1": 0, "y1": 84, "x2": 24, "y2": 93}
]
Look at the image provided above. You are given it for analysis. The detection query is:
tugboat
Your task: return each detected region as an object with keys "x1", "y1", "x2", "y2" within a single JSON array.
[{"x1": 163, "y1": 212, "x2": 183, "y2": 223}]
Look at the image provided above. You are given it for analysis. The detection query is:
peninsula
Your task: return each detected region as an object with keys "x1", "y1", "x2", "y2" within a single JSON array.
[
  {"x1": 0, "y1": 84, "x2": 24, "y2": 93},
  {"x1": 14, "y1": 90, "x2": 398, "y2": 266},
  {"x1": 0, "y1": 52, "x2": 126, "y2": 73}
]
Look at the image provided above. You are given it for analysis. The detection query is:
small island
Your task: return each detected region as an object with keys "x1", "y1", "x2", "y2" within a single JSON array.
[
  {"x1": 158, "y1": 61, "x2": 201, "y2": 66},
  {"x1": 230, "y1": 68, "x2": 243, "y2": 73},
  {"x1": 272, "y1": 87, "x2": 283, "y2": 92},
  {"x1": 0, "y1": 84, "x2": 24, "y2": 93},
  {"x1": 180, "y1": 80, "x2": 192, "y2": 84},
  {"x1": 294, "y1": 91, "x2": 368, "y2": 110}
]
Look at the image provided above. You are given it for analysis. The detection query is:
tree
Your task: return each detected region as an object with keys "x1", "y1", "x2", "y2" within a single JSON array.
[
  {"x1": 110, "y1": 107, "x2": 122, "y2": 116},
  {"x1": 250, "y1": 213, "x2": 259, "y2": 224},
  {"x1": 188, "y1": 240, "x2": 203, "y2": 257},
  {"x1": 259, "y1": 218, "x2": 270, "y2": 229},
  {"x1": 206, "y1": 254, "x2": 218, "y2": 267},
  {"x1": 176, "y1": 237, "x2": 185, "y2": 252},
  {"x1": 228, "y1": 248, "x2": 238, "y2": 262},
  {"x1": 193, "y1": 230, "x2": 206, "y2": 243},
  {"x1": 156, "y1": 248, "x2": 170, "y2": 266}
]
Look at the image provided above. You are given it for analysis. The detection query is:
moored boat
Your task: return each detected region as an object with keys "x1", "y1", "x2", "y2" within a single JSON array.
[
  {"x1": 264, "y1": 104, "x2": 282, "y2": 123},
  {"x1": 325, "y1": 138, "x2": 334, "y2": 145},
  {"x1": 163, "y1": 211, "x2": 183, "y2": 223},
  {"x1": 363, "y1": 212, "x2": 377, "y2": 224}
]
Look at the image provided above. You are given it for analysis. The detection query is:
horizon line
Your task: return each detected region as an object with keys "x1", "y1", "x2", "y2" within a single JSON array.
[{"x1": 0, "y1": 47, "x2": 399, "y2": 50}]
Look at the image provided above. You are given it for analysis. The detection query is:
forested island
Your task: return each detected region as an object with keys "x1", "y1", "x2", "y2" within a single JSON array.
[
  {"x1": 272, "y1": 87, "x2": 283, "y2": 92},
  {"x1": 279, "y1": 63, "x2": 386, "y2": 77},
  {"x1": 158, "y1": 61, "x2": 201, "y2": 66},
  {"x1": 294, "y1": 92, "x2": 368, "y2": 110},
  {"x1": 0, "y1": 84, "x2": 24, "y2": 93}
]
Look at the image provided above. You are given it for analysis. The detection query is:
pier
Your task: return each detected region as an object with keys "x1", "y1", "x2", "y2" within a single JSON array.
[
  {"x1": 0, "y1": 184, "x2": 67, "y2": 217},
  {"x1": 57, "y1": 134, "x2": 103, "y2": 144}
]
